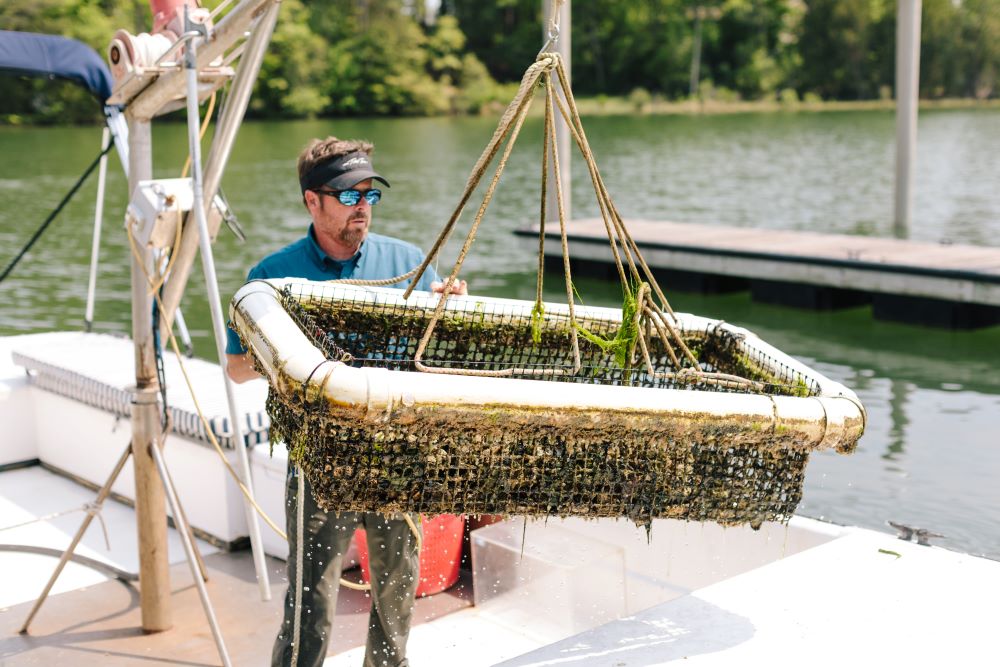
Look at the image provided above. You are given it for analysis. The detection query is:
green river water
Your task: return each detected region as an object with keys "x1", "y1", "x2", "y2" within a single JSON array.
[{"x1": 1, "y1": 109, "x2": 997, "y2": 559}]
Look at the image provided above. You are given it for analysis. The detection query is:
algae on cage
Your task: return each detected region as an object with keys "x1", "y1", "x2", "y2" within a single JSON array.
[
  {"x1": 253, "y1": 288, "x2": 836, "y2": 527},
  {"x1": 267, "y1": 391, "x2": 813, "y2": 529}
]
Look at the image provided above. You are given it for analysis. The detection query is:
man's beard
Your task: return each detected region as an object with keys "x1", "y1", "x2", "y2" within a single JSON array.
[{"x1": 338, "y1": 218, "x2": 368, "y2": 248}]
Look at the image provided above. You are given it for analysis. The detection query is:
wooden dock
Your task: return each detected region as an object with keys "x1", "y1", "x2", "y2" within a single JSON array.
[{"x1": 515, "y1": 219, "x2": 1000, "y2": 329}]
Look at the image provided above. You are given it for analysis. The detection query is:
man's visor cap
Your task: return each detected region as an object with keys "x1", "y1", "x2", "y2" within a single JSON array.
[{"x1": 299, "y1": 151, "x2": 390, "y2": 193}]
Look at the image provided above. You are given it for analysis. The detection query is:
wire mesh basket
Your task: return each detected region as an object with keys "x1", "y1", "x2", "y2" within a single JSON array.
[{"x1": 232, "y1": 279, "x2": 865, "y2": 529}]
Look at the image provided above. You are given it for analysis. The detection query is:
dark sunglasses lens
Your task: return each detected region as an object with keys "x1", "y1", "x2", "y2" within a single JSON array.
[
  {"x1": 336, "y1": 190, "x2": 361, "y2": 206},
  {"x1": 334, "y1": 189, "x2": 381, "y2": 206}
]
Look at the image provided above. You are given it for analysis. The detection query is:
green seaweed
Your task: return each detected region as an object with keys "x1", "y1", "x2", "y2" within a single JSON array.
[
  {"x1": 575, "y1": 280, "x2": 642, "y2": 368},
  {"x1": 530, "y1": 301, "x2": 545, "y2": 345}
]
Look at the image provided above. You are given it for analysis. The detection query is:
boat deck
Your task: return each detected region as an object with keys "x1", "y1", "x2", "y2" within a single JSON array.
[
  {"x1": 0, "y1": 466, "x2": 480, "y2": 666},
  {"x1": 0, "y1": 548, "x2": 475, "y2": 666},
  {"x1": 4, "y1": 468, "x2": 1000, "y2": 666},
  {"x1": 499, "y1": 527, "x2": 1000, "y2": 665}
]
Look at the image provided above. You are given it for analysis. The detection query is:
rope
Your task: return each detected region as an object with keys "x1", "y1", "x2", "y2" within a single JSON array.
[
  {"x1": 126, "y1": 225, "x2": 285, "y2": 538},
  {"x1": 402, "y1": 57, "x2": 554, "y2": 377},
  {"x1": 311, "y1": 50, "x2": 777, "y2": 395},
  {"x1": 546, "y1": 73, "x2": 582, "y2": 374},
  {"x1": 0, "y1": 544, "x2": 137, "y2": 582},
  {"x1": 181, "y1": 92, "x2": 217, "y2": 179},
  {"x1": 0, "y1": 140, "x2": 115, "y2": 284},
  {"x1": 353, "y1": 52, "x2": 705, "y2": 384},
  {"x1": 327, "y1": 266, "x2": 418, "y2": 287},
  {"x1": 290, "y1": 466, "x2": 305, "y2": 666},
  {"x1": 402, "y1": 56, "x2": 555, "y2": 302},
  {"x1": 546, "y1": 56, "x2": 706, "y2": 375},
  {"x1": 533, "y1": 77, "x2": 551, "y2": 339},
  {"x1": 0, "y1": 501, "x2": 110, "y2": 550}
]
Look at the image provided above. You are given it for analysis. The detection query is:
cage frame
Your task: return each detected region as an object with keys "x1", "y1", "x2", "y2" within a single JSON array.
[{"x1": 230, "y1": 278, "x2": 865, "y2": 525}]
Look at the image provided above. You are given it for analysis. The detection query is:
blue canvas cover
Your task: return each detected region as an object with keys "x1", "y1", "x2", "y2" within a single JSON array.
[{"x1": 0, "y1": 30, "x2": 112, "y2": 104}]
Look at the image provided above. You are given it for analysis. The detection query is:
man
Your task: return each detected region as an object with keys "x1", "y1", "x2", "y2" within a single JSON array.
[{"x1": 226, "y1": 136, "x2": 466, "y2": 667}]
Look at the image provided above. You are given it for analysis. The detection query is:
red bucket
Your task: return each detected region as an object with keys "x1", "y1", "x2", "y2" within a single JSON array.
[{"x1": 354, "y1": 514, "x2": 465, "y2": 597}]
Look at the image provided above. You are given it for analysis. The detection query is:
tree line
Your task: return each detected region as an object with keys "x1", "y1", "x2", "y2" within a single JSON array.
[
  {"x1": 457, "y1": 0, "x2": 1000, "y2": 102},
  {"x1": 2, "y1": 0, "x2": 999, "y2": 124}
]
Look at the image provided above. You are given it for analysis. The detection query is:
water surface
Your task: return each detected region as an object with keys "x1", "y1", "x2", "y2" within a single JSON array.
[{"x1": 1, "y1": 110, "x2": 997, "y2": 559}]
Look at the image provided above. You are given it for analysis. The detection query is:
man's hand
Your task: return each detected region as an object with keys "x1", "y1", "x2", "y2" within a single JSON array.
[
  {"x1": 226, "y1": 352, "x2": 262, "y2": 383},
  {"x1": 430, "y1": 279, "x2": 468, "y2": 296}
]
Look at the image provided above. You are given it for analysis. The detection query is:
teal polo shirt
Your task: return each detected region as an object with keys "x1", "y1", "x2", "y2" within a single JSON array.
[{"x1": 226, "y1": 225, "x2": 439, "y2": 354}]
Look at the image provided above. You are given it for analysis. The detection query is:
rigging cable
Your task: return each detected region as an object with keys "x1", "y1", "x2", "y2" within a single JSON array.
[{"x1": 0, "y1": 140, "x2": 115, "y2": 284}]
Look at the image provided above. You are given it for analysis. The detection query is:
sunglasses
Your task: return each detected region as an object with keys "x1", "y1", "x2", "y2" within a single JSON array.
[{"x1": 313, "y1": 188, "x2": 382, "y2": 206}]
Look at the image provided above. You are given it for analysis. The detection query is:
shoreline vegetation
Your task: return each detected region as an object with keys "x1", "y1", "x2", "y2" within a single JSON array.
[
  {"x1": 4, "y1": 96, "x2": 999, "y2": 128},
  {"x1": 533, "y1": 94, "x2": 1000, "y2": 118},
  {"x1": 3, "y1": 0, "x2": 999, "y2": 126}
]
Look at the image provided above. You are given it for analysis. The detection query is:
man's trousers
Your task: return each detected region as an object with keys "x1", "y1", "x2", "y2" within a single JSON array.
[{"x1": 271, "y1": 468, "x2": 421, "y2": 667}]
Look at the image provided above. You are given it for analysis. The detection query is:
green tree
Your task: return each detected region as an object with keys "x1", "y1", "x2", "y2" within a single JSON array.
[
  {"x1": 253, "y1": 0, "x2": 329, "y2": 117},
  {"x1": 0, "y1": 0, "x2": 141, "y2": 123},
  {"x1": 451, "y1": 0, "x2": 544, "y2": 83},
  {"x1": 312, "y1": 2, "x2": 499, "y2": 116},
  {"x1": 322, "y1": 1, "x2": 446, "y2": 115},
  {"x1": 701, "y1": 0, "x2": 801, "y2": 99},
  {"x1": 798, "y1": 0, "x2": 894, "y2": 99},
  {"x1": 5, "y1": 0, "x2": 1000, "y2": 124},
  {"x1": 953, "y1": 0, "x2": 1000, "y2": 98}
]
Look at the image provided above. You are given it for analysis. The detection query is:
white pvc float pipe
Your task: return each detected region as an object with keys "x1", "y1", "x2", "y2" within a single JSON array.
[{"x1": 232, "y1": 279, "x2": 866, "y2": 451}]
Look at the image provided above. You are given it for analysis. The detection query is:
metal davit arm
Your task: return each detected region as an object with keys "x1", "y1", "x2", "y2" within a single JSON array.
[{"x1": 124, "y1": 0, "x2": 278, "y2": 123}]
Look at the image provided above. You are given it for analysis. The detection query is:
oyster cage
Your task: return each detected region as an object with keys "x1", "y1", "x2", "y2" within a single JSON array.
[{"x1": 231, "y1": 279, "x2": 865, "y2": 528}]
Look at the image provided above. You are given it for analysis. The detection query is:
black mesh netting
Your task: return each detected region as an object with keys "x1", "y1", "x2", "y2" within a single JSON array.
[
  {"x1": 277, "y1": 284, "x2": 818, "y2": 395},
  {"x1": 259, "y1": 285, "x2": 820, "y2": 527}
]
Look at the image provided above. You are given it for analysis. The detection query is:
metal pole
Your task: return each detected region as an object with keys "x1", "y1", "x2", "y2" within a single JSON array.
[
  {"x1": 84, "y1": 126, "x2": 111, "y2": 331},
  {"x1": 150, "y1": 443, "x2": 232, "y2": 667},
  {"x1": 159, "y1": 443, "x2": 210, "y2": 582},
  {"x1": 544, "y1": 0, "x2": 571, "y2": 224},
  {"x1": 894, "y1": 0, "x2": 922, "y2": 238},
  {"x1": 172, "y1": 305, "x2": 195, "y2": 357},
  {"x1": 184, "y1": 16, "x2": 271, "y2": 601},
  {"x1": 158, "y1": 1, "x2": 281, "y2": 338},
  {"x1": 19, "y1": 444, "x2": 132, "y2": 634},
  {"x1": 128, "y1": 118, "x2": 173, "y2": 632},
  {"x1": 202, "y1": 2, "x2": 281, "y2": 218},
  {"x1": 105, "y1": 107, "x2": 130, "y2": 178}
]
